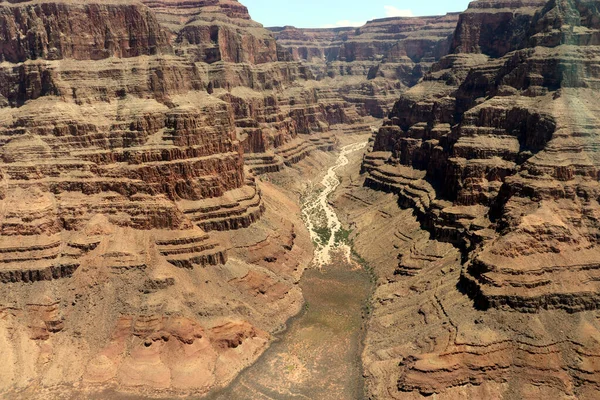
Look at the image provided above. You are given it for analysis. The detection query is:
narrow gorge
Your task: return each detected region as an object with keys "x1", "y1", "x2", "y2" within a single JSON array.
[{"x1": 1, "y1": 0, "x2": 600, "y2": 399}]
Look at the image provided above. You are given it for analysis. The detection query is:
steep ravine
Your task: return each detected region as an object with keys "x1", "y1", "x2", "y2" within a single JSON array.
[{"x1": 206, "y1": 138, "x2": 373, "y2": 400}]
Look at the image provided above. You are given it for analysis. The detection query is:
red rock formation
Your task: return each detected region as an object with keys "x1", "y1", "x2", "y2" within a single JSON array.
[
  {"x1": 0, "y1": 1, "x2": 172, "y2": 62},
  {"x1": 0, "y1": 0, "x2": 314, "y2": 397},
  {"x1": 136, "y1": 0, "x2": 367, "y2": 174},
  {"x1": 141, "y1": 0, "x2": 277, "y2": 64},
  {"x1": 360, "y1": 0, "x2": 600, "y2": 397},
  {"x1": 272, "y1": 15, "x2": 458, "y2": 64},
  {"x1": 83, "y1": 316, "x2": 268, "y2": 391}
]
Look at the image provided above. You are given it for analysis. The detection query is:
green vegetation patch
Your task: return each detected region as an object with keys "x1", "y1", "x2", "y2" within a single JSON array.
[
  {"x1": 313, "y1": 225, "x2": 332, "y2": 245},
  {"x1": 334, "y1": 227, "x2": 353, "y2": 245}
]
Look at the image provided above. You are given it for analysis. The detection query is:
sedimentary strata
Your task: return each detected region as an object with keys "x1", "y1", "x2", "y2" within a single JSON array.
[
  {"x1": 357, "y1": 0, "x2": 600, "y2": 398},
  {"x1": 5, "y1": 0, "x2": 600, "y2": 398},
  {"x1": 0, "y1": 0, "x2": 313, "y2": 396},
  {"x1": 140, "y1": 0, "x2": 368, "y2": 174},
  {"x1": 270, "y1": 14, "x2": 459, "y2": 117}
]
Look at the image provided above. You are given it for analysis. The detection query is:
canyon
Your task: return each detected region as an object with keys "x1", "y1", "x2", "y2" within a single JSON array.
[{"x1": 1, "y1": 0, "x2": 600, "y2": 399}]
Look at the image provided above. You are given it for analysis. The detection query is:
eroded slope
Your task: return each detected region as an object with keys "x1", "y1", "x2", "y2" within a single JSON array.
[
  {"x1": 357, "y1": 0, "x2": 600, "y2": 398},
  {"x1": 0, "y1": 0, "x2": 313, "y2": 397}
]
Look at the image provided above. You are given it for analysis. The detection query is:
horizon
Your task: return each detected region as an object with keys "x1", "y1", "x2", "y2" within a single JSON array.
[{"x1": 242, "y1": 0, "x2": 473, "y2": 29}]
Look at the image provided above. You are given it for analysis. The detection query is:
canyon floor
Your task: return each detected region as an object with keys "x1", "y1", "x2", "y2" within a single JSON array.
[
  {"x1": 207, "y1": 249, "x2": 372, "y2": 400},
  {"x1": 207, "y1": 135, "x2": 374, "y2": 400}
]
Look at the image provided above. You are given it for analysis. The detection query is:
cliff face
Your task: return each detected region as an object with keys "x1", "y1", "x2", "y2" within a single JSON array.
[
  {"x1": 137, "y1": 0, "x2": 361, "y2": 174},
  {"x1": 270, "y1": 14, "x2": 460, "y2": 117},
  {"x1": 0, "y1": 1, "x2": 171, "y2": 62},
  {"x1": 141, "y1": 0, "x2": 278, "y2": 64},
  {"x1": 0, "y1": 0, "x2": 314, "y2": 397},
  {"x1": 272, "y1": 14, "x2": 458, "y2": 64},
  {"x1": 361, "y1": 0, "x2": 600, "y2": 397}
]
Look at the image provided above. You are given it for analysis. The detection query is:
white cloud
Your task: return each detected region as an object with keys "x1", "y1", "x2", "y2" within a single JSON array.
[
  {"x1": 321, "y1": 20, "x2": 366, "y2": 28},
  {"x1": 320, "y1": 5, "x2": 413, "y2": 28},
  {"x1": 384, "y1": 5, "x2": 414, "y2": 17}
]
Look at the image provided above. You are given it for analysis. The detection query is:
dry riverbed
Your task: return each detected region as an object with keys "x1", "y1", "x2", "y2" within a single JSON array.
[{"x1": 207, "y1": 138, "x2": 373, "y2": 400}]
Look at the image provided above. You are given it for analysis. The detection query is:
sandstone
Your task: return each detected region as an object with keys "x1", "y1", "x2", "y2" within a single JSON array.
[
  {"x1": 357, "y1": 0, "x2": 600, "y2": 397},
  {"x1": 139, "y1": 0, "x2": 370, "y2": 167},
  {"x1": 0, "y1": 0, "x2": 317, "y2": 396}
]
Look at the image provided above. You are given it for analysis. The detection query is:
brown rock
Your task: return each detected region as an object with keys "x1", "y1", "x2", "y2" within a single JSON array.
[
  {"x1": 0, "y1": 1, "x2": 171, "y2": 63},
  {"x1": 0, "y1": 0, "x2": 319, "y2": 397},
  {"x1": 359, "y1": 0, "x2": 600, "y2": 397}
]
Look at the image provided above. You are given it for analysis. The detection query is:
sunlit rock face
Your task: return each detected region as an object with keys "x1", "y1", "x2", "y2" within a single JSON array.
[
  {"x1": 360, "y1": 0, "x2": 600, "y2": 398},
  {"x1": 270, "y1": 14, "x2": 460, "y2": 118},
  {"x1": 0, "y1": 0, "x2": 315, "y2": 397},
  {"x1": 141, "y1": 0, "x2": 278, "y2": 64},
  {"x1": 138, "y1": 0, "x2": 365, "y2": 174},
  {"x1": 8, "y1": 0, "x2": 600, "y2": 398}
]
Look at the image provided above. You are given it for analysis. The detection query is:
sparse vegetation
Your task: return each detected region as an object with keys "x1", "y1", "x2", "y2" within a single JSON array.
[
  {"x1": 314, "y1": 225, "x2": 332, "y2": 245},
  {"x1": 334, "y1": 227, "x2": 353, "y2": 245},
  {"x1": 349, "y1": 249, "x2": 377, "y2": 319}
]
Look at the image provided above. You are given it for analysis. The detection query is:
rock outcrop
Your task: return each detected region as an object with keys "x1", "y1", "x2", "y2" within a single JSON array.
[
  {"x1": 0, "y1": 0, "x2": 314, "y2": 397},
  {"x1": 136, "y1": 0, "x2": 372, "y2": 175},
  {"x1": 141, "y1": 0, "x2": 277, "y2": 64},
  {"x1": 358, "y1": 0, "x2": 600, "y2": 398},
  {"x1": 0, "y1": 0, "x2": 172, "y2": 62},
  {"x1": 10, "y1": 0, "x2": 600, "y2": 397}
]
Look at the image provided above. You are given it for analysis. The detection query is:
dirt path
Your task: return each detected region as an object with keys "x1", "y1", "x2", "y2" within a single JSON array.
[{"x1": 207, "y1": 141, "x2": 372, "y2": 400}]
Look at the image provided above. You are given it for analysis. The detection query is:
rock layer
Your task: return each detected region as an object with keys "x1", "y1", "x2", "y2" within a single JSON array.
[
  {"x1": 0, "y1": 0, "x2": 172, "y2": 62},
  {"x1": 0, "y1": 0, "x2": 314, "y2": 397},
  {"x1": 137, "y1": 0, "x2": 373, "y2": 175},
  {"x1": 270, "y1": 14, "x2": 460, "y2": 117},
  {"x1": 359, "y1": 0, "x2": 600, "y2": 398}
]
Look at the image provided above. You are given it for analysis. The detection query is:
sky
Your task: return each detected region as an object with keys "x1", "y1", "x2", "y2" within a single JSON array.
[{"x1": 242, "y1": 0, "x2": 473, "y2": 28}]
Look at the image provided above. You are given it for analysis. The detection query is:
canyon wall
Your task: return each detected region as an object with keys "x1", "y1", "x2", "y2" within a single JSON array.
[
  {"x1": 0, "y1": 0, "x2": 314, "y2": 397},
  {"x1": 359, "y1": 0, "x2": 600, "y2": 398},
  {"x1": 270, "y1": 14, "x2": 460, "y2": 118},
  {"x1": 140, "y1": 0, "x2": 355, "y2": 174}
]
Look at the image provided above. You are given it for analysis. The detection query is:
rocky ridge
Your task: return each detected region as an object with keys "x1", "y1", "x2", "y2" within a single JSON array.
[
  {"x1": 270, "y1": 14, "x2": 460, "y2": 118},
  {"x1": 358, "y1": 0, "x2": 600, "y2": 398}
]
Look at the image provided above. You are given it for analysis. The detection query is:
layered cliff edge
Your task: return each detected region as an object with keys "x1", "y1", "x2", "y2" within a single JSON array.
[
  {"x1": 0, "y1": 0, "x2": 334, "y2": 397},
  {"x1": 270, "y1": 13, "x2": 460, "y2": 119},
  {"x1": 0, "y1": 0, "x2": 317, "y2": 397},
  {"x1": 358, "y1": 0, "x2": 600, "y2": 398},
  {"x1": 141, "y1": 0, "x2": 345, "y2": 173}
]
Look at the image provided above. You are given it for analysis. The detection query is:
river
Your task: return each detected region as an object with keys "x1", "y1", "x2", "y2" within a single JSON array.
[{"x1": 301, "y1": 141, "x2": 369, "y2": 266}]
